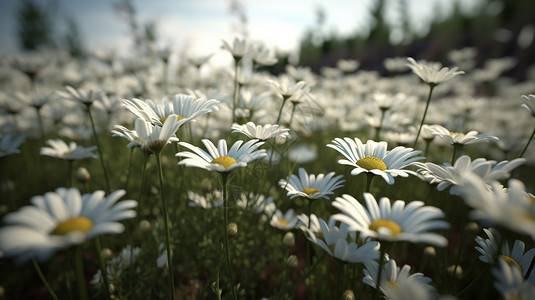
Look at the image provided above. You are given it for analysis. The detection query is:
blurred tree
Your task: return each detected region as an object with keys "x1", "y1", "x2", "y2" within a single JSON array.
[
  {"x1": 63, "y1": 17, "x2": 86, "y2": 59},
  {"x1": 17, "y1": 0, "x2": 55, "y2": 51}
]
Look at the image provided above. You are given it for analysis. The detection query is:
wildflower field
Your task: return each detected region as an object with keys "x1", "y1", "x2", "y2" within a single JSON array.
[{"x1": 1, "y1": 15, "x2": 535, "y2": 300}]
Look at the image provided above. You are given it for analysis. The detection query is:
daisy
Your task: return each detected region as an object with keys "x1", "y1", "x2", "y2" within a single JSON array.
[
  {"x1": 278, "y1": 167, "x2": 345, "y2": 200},
  {"x1": 40, "y1": 138, "x2": 97, "y2": 160},
  {"x1": 0, "y1": 133, "x2": 25, "y2": 158},
  {"x1": 176, "y1": 139, "x2": 267, "y2": 173},
  {"x1": 475, "y1": 228, "x2": 535, "y2": 282},
  {"x1": 0, "y1": 187, "x2": 137, "y2": 263},
  {"x1": 130, "y1": 116, "x2": 181, "y2": 154},
  {"x1": 416, "y1": 155, "x2": 525, "y2": 195},
  {"x1": 91, "y1": 245, "x2": 141, "y2": 286},
  {"x1": 332, "y1": 193, "x2": 449, "y2": 246},
  {"x1": 221, "y1": 37, "x2": 252, "y2": 61},
  {"x1": 459, "y1": 174, "x2": 535, "y2": 240},
  {"x1": 122, "y1": 94, "x2": 220, "y2": 127},
  {"x1": 58, "y1": 85, "x2": 101, "y2": 107},
  {"x1": 521, "y1": 94, "x2": 535, "y2": 118},
  {"x1": 187, "y1": 190, "x2": 223, "y2": 209},
  {"x1": 249, "y1": 42, "x2": 278, "y2": 66},
  {"x1": 111, "y1": 124, "x2": 145, "y2": 151},
  {"x1": 303, "y1": 217, "x2": 380, "y2": 264},
  {"x1": 363, "y1": 258, "x2": 436, "y2": 298},
  {"x1": 327, "y1": 137, "x2": 424, "y2": 185},
  {"x1": 268, "y1": 77, "x2": 309, "y2": 103},
  {"x1": 235, "y1": 192, "x2": 276, "y2": 215},
  {"x1": 426, "y1": 124, "x2": 499, "y2": 146},
  {"x1": 269, "y1": 209, "x2": 299, "y2": 230},
  {"x1": 492, "y1": 258, "x2": 535, "y2": 300},
  {"x1": 231, "y1": 122, "x2": 290, "y2": 141},
  {"x1": 406, "y1": 57, "x2": 464, "y2": 86}
]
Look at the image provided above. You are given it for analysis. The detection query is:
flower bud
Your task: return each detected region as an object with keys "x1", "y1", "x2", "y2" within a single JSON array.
[
  {"x1": 424, "y1": 246, "x2": 436, "y2": 258},
  {"x1": 286, "y1": 255, "x2": 298, "y2": 268},
  {"x1": 101, "y1": 248, "x2": 113, "y2": 261},
  {"x1": 465, "y1": 222, "x2": 479, "y2": 233},
  {"x1": 283, "y1": 232, "x2": 295, "y2": 248},
  {"x1": 200, "y1": 178, "x2": 212, "y2": 192},
  {"x1": 75, "y1": 167, "x2": 91, "y2": 183},
  {"x1": 447, "y1": 265, "x2": 463, "y2": 279},
  {"x1": 139, "y1": 220, "x2": 152, "y2": 233},
  {"x1": 227, "y1": 222, "x2": 238, "y2": 237},
  {"x1": 342, "y1": 289, "x2": 355, "y2": 300},
  {"x1": 0, "y1": 285, "x2": 5, "y2": 297},
  {"x1": 108, "y1": 283, "x2": 116, "y2": 294}
]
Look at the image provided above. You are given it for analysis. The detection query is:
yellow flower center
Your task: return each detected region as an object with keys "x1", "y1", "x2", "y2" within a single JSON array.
[
  {"x1": 52, "y1": 217, "x2": 93, "y2": 236},
  {"x1": 499, "y1": 255, "x2": 521, "y2": 271},
  {"x1": 449, "y1": 131, "x2": 464, "y2": 135},
  {"x1": 211, "y1": 156, "x2": 238, "y2": 169},
  {"x1": 386, "y1": 281, "x2": 398, "y2": 288},
  {"x1": 328, "y1": 243, "x2": 336, "y2": 253},
  {"x1": 369, "y1": 219, "x2": 402, "y2": 236},
  {"x1": 278, "y1": 219, "x2": 289, "y2": 227},
  {"x1": 528, "y1": 195, "x2": 535, "y2": 204},
  {"x1": 160, "y1": 114, "x2": 185, "y2": 123},
  {"x1": 356, "y1": 156, "x2": 387, "y2": 171},
  {"x1": 302, "y1": 187, "x2": 321, "y2": 195}
]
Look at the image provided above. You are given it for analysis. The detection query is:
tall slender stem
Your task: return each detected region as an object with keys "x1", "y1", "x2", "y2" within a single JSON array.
[
  {"x1": 138, "y1": 151, "x2": 149, "y2": 205},
  {"x1": 288, "y1": 102, "x2": 298, "y2": 129},
  {"x1": 32, "y1": 257, "x2": 60, "y2": 300},
  {"x1": 275, "y1": 96, "x2": 289, "y2": 125},
  {"x1": 451, "y1": 144, "x2": 461, "y2": 165},
  {"x1": 68, "y1": 160, "x2": 73, "y2": 187},
  {"x1": 374, "y1": 246, "x2": 387, "y2": 300},
  {"x1": 231, "y1": 60, "x2": 240, "y2": 123},
  {"x1": 221, "y1": 173, "x2": 238, "y2": 300},
  {"x1": 375, "y1": 109, "x2": 387, "y2": 141},
  {"x1": 411, "y1": 84, "x2": 436, "y2": 148},
  {"x1": 95, "y1": 237, "x2": 111, "y2": 300},
  {"x1": 125, "y1": 147, "x2": 134, "y2": 189},
  {"x1": 519, "y1": 126, "x2": 535, "y2": 158},
  {"x1": 365, "y1": 173, "x2": 375, "y2": 193},
  {"x1": 155, "y1": 150, "x2": 175, "y2": 300},
  {"x1": 74, "y1": 246, "x2": 89, "y2": 300},
  {"x1": 87, "y1": 107, "x2": 110, "y2": 193}
]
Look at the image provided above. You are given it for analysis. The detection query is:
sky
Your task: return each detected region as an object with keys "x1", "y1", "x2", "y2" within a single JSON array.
[{"x1": 0, "y1": 0, "x2": 482, "y2": 66}]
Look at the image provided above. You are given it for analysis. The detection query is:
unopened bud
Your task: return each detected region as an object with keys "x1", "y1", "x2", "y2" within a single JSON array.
[
  {"x1": 108, "y1": 283, "x2": 116, "y2": 294},
  {"x1": 139, "y1": 220, "x2": 152, "y2": 233},
  {"x1": 75, "y1": 167, "x2": 91, "y2": 183},
  {"x1": 447, "y1": 265, "x2": 463, "y2": 279},
  {"x1": 342, "y1": 289, "x2": 355, "y2": 300},
  {"x1": 465, "y1": 222, "x2": 479, "y2": 233},
  {"x1": 0, "y1": 285, "x2": 5, "y2": 297},
  {"x1": 286, "y1": 255, "x2": 298, "y2": 268},
  {"x1": 201, "y1": 178, "x2": 212, "y2": 192},
  {"x1": 101, "y1": 248, "x2": 113, "y2": 261},
  {"x1": 227, "y1": 222, "x2": 238, "y2": 236},
  {"x1": 283, "y1": 232, "x2": 295, "y2": 248},
  {"x1": 424, "y1": 246, "x2": 436, "y2": 258}
]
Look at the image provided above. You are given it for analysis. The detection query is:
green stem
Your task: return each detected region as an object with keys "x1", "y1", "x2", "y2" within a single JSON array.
[
  {"x1": 451, "y1": 144, "x2": 461, "y2": 165},
  {"x1": 455, "y1": 265, "x2": 490, "y2": 298},
  {"x1": 374, "y1": 246, "x2": 387, "y2": 300},
  {"x1": 519, "y1": 126, "x2": 535, "y2": 158},
  {"x1": 335, "y1": 260, "x2": 343, "y2": 298},
  {"x1": 87, "y1": 107, "x2": 111, "y2": 193},
  {"x1": 411, "y1": 84, "x2": 436, "y2": 148},
  {"x1": 365, "y1": 173, "x2": 375, "y2": 193},
  {"x1": 74, "y1": 246, "x2": 89, "y2": 300},
  {"x1": 449, "y1": 207, "x2": 467, "y2": 293},
  {"x1": 221, "y1": 173, "x2": 238, "y2": 300},
  {"x1": 288, "y1": 102, "x2": 298, "y2": 128},
  {"x1": 231, "y1": 60, "x2": 240, "y2": 123},
  {"x1": 95, "y1": 237, "x2": 112, "y2": 300},
  {"x1": 155, "y1": 151, "x2": 176, "y2": 300},
  {"x1": 423, "y1": 139, "x2": 433, "y2": 158},
  {"x1": 138, "y1": 151, "x2": 149, "y2": 205},
  {"x1": 124, "y1": 147, "x2": 134, "y2": 189},
  {"x1": 374, "y1": 109, "x2": 387, "y2": 141},
  {"x1": 32, "y1": 257, "x2": 60, "y2": 300},
  {"x1": 275, "y1": 96, "x2": 289, "y2": 125},
  {"x1": 68, "y1": 160, "x2": 73, "y2": 187}
]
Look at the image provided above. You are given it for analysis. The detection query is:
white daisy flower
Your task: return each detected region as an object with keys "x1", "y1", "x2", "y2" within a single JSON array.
[
  {"x1": 176, "y1": 139, "x2": 267, "y2": 173},
  {"x1": 122, "y1": 94, "x2": 219, "y2": 127},
  {"x1": 267, "y1": 77, "x2": 309, "y2": 102},
  {"x1": 475, "y1": 228, "x2": 535, "y2": 282},
  {"x1": 332, "y1": 193, "x2": 449, "y2": 246},
  {"x1": 327, "y1": 138, "x2": 424, "y2": 185},
  {"x1": 235, "y1": 192, "x2": 275, "y2": 215},
  {"x1": 91, "y1": 245, "x2": 141, "y2": 286},
  {"x1": 221, "y1": 37, "x2": 252, "y2": 61},
  {"x1": 363, "y1": 258, "x2": 436, "y2": 299},
  {"x1": 231, "y1": 122, "x2": 290, "y2": 141},
  {"x1": 133, "y1": 116, "x2": 181, "y2": 153},
  {"x1": 426, "y1": 124, "x2": 499, "y2": 146},
  {"x1": 416, "y1": 155, "x2": 525, "y2": 195},
  {"x1": 269, "y1": 209, "x2": 299, "y2": 230},
  {"x1": 0, "y1": 187, "x2": 137, "y2": 263},
  {"x1": 304, "y1": 217, "x2": 380, "y2": 264},
  {"x1": 459, "y1": 174, "x2": 535, "y2": 242},
  {"x1": 492, "y1": 258, "x2": 535, "y2": 300},
  {"x1": 278, "y1": 167, "x2": 345, "y2": 200},
  {"x1": 406, "y1": 57, "x2": 464, "y2": 85},
  {"x1": 40, "y1": 138, "x2": 97, "y2": 160},
  {"x1": 0, "y1": 133, "x2": 25, "y2": 158},
  {"x1": 187, "y1": 190, "x2": 223, "y2": 209},
  {"x1": 521, "y1": 94, "x2": 535, "y2": 118}
]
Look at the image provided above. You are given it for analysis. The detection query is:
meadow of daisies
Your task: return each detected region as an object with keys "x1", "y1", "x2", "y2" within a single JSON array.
[{"x1": 0, "y1": 37, "x2": 534, "y2": 300}]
